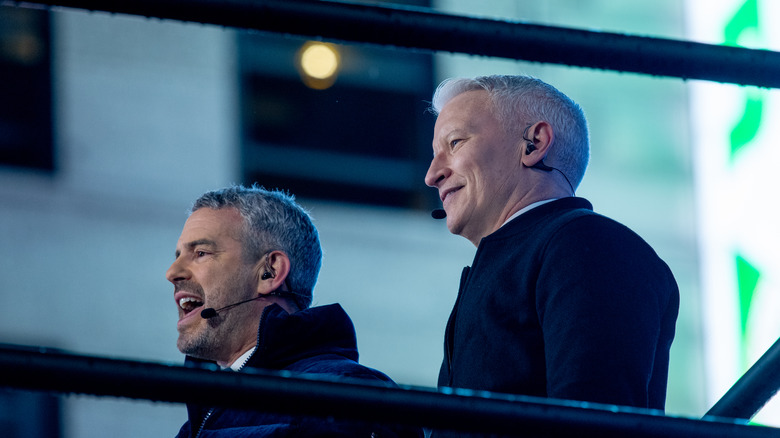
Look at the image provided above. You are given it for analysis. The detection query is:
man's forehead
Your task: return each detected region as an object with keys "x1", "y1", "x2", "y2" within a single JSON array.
[
  {"x1": 177, "y1": 208, "x2": 243, "y2": 245},
  {"x1": 188, "y1": 207, "x2": 242, "y2": 225},
  {"x1": 435, "y1": 91, "x2": 495, "y2": 133},
  {"x1": 441, "y1": 89, "x2": 491, "y2": 112}
]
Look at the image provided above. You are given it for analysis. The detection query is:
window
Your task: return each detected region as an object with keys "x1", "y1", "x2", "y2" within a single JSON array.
[
  {"x1": 238, "y1": 3, "x2": 436, "y2": 209},
  {"x1": 0, "y1": 6, "x2": 53, "y2": 171}
]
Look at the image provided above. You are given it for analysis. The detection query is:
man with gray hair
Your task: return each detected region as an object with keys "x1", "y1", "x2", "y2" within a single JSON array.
[
  {"x1": 167, "y1": 184, "x2": 420, "y2": 437},
  {"x1": 425, "y1": 75, "x2": 679, "y2": 415}
]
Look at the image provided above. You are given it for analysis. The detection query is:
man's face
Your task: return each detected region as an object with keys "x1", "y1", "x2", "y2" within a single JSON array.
[
  {"x1": 166, "y1": 207, "x2": 261, "y2": 365},
  {"x1": 425, "y1": 90, "x2": 523, "y2": 245}
]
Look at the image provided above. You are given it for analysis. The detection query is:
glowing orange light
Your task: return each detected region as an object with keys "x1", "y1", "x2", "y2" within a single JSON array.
[{"x1": 297, "y1": 42, "x2": 341, "y2": 90}]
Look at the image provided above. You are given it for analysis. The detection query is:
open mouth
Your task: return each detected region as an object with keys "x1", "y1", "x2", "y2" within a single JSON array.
[{"x1": 178, "y1": 297, "x2": 204, "y2": 315}]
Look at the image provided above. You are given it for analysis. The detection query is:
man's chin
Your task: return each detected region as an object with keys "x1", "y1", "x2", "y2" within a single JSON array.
[
  {"x1": 445, "y1": 215, "x2": 463, "y2": 235},
  {"x1": 178, "y1": 335, "x2": 210, "y2": 360}
]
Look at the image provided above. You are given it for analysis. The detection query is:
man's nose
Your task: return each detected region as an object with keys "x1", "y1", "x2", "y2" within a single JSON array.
[
  {"x1": 425, "y1": 154, "x2": 448, "y2": 188},
  {"x1": 166, "y1": 257, "x2": 189, "y2": 283}
]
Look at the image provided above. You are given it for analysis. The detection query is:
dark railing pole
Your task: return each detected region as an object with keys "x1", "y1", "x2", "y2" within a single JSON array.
[
  {"x1": 705, "y1": 337, "x2": 780, "y2": 421},
  {"x1": 5, "y1": 0, "x2": 780, "y2": 88},
  {"x1": 0, "y1": 345, "x2": 778, "y2": 438}
]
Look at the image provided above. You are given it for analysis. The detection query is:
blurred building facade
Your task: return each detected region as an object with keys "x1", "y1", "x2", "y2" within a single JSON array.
[{"x1": 1, "y1": 1, "x2": 775, "y2": 437}]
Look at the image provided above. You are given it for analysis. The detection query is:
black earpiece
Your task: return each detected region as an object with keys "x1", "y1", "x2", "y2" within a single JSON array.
[
  {"x1": 525, "y1": 142, "x2": 536, "y2": 155},
  {"x1": 261, "y1": 253, "x2": 277, "y2": 281}
]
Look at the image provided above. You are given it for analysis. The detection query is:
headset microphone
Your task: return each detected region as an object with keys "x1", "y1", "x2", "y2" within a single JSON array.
[
  {"x1": 522, "y1": 125, "x2": 574, "y2": 195},
  {"x1": 201, "y1": 296, "x2": 263, "y2": 319},
  {"x1": 523, "y1": 159, "x2": 575, "y2": 194},
  {"x1": 431, "y1": 209, "x2": 447, "y2": 219},
  {"x1": 529, "y1": 161, "x2": 554, "y2": 172},
  {"x1": 200, "y1": 308, "x2": 218, "y2": 319}
]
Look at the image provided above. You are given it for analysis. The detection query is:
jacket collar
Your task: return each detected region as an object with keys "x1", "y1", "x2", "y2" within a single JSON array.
[
  {"x1": 482, "y1": 197, "x2": 593, "y2": 243},
  {"x1": 184, "y1": 303, "x2": 359, "y2": 371}
]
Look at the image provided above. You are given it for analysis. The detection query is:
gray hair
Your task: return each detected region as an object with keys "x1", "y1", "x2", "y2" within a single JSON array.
[
  {"x1": 431, "y1": 75, "x2": 590, "y2": 189},
  {"x1": 190, "y1": 184, "x2": 321, "y2": 310}
]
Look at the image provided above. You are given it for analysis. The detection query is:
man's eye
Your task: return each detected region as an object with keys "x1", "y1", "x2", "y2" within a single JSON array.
[
  {"x1": 450, "y1": 139, "x2": 462, "y2": 148},
  {"x1": 196, "y1": 250, "x2": 208, "y2": 257}
]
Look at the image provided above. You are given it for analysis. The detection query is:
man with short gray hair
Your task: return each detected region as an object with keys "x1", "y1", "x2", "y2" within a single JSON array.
[
  {"x1": 425, "y1": 75, "x2": 679, "y2": 415},
  {"x1": 167, "y1": 184, "x2": 420, "y2": 437}
]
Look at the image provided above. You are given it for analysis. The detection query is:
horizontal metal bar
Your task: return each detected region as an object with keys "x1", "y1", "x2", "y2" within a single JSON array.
[
  {"x1": 0, "y1": 344, "x2": 777, "y2": 437},
  {"x1": 706, "y1": 337, "x2": 780, "y2": 420},
  {"x1": 6, "y1": 0, "x2": 780, "y2": 88}
]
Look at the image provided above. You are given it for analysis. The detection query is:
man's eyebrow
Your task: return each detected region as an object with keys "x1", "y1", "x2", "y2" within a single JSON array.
[
  {"x1": 174, "y1": 239, "x2": 217, "y2": 258},
  {"x1": 187, "y1": 239, "x2": 217, "y2": 249}
]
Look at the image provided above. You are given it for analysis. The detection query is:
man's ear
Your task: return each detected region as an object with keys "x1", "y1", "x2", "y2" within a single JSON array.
[
  {"x1": 255, "y1": 250, "x2": 291, "y2": 295},
  {"x1": 521, "y1": 121, "x2": 555, "y2": 168}
]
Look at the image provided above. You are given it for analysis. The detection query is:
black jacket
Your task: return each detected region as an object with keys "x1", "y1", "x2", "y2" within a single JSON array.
[
  {"x1": 176, "y1": 303, "x2": 422, "y2": 438},
  {"x1": 439, "y1": 197, "x2": 679, "y2": 410}
]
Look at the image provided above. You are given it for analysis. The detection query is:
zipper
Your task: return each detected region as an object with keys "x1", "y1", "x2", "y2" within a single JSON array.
[
  {"x1": 194, "y1": 408, "x2": 214, "y2": 438},
  {"x1": 193, "y1": 307, "x2": 270, "y2": 438}
]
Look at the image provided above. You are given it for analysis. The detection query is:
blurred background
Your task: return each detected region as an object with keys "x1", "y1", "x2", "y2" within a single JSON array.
[{"x1": 0, "y1": 0, "x2": 778, "y2": 436}]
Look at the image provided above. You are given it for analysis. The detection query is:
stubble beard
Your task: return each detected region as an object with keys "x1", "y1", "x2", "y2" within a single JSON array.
[
  {"x1": 177, "y1": 271, "x2": 259, "y2": 363},
  {"x1": 178, "y1": 317, "x2": 220, "y2": 360}
]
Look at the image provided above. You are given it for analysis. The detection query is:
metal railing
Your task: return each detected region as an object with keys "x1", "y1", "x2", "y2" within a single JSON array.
[
  {"x1": 0, "y1": 344, "x2": 778, "y2": 438},
  {"x1": 4, "y1": 0, "x2": 780, "y2": 88},
  {"x1": 706, "y1": 337, "x2": 780, "y2": 421}
]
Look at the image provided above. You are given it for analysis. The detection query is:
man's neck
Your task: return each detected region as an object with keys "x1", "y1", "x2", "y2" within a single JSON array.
[
  {"x1": 501, "y1": 198, "x2": 559, "y2": 228},
  {"x1": 223, "y1": 346, "x2": 256, "y2": 371}
]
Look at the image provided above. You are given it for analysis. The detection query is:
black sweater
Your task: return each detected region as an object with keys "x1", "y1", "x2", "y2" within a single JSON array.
[{"x1": 438, "y1": 197, "x2": 679, "y2": 410}]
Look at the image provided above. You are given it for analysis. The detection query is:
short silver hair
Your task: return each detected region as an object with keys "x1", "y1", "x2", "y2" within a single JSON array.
[
  {"x1": 190, "y1": 184, "x2": 321, "y2": 310},
  {"x1": 431, "y1": 75, "x2": 590, "y2": 189}
]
